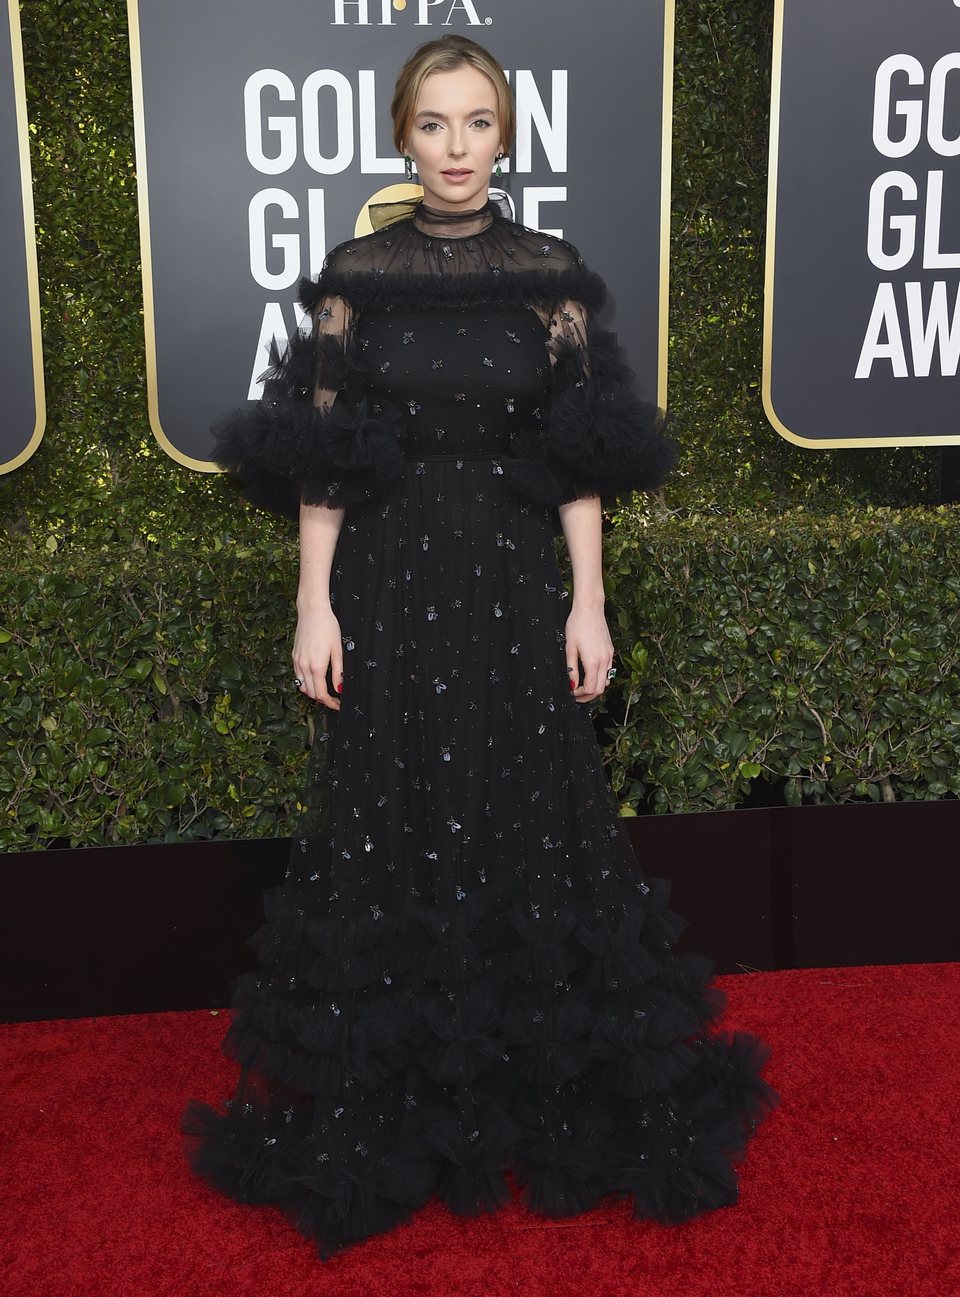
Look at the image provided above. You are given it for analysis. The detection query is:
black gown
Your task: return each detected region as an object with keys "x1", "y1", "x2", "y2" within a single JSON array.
[{"x1": 181, "y1": 195, "x2": 779, "y2": 1258}]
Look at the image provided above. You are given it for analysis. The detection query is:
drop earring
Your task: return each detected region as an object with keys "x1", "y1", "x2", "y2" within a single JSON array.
[
  {"x1": 494, "y1": 153, "x2": 503, "y2": 178},
  {"x1": 403, "y1": 153, "x2": 414, "y2": 181}
]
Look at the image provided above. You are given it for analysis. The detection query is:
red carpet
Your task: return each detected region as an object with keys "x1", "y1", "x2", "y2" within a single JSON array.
[{"x1": 1, "y1": 962, "x2": 955, "y2": 1297}]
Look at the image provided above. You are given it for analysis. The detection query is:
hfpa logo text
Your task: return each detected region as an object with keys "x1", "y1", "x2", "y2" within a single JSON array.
[{"x1": 331, "y1": 0, "x2": 491, "y2": 25}]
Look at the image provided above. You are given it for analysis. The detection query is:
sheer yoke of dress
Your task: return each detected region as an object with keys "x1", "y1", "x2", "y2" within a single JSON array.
[{"x1": 185, "y1": 198, "x2": 778, "y2": 1259}]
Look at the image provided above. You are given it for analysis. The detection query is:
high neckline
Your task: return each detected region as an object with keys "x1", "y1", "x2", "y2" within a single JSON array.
[{"x1": 410, "y1": 197, "x2": 497, "y2": 241}]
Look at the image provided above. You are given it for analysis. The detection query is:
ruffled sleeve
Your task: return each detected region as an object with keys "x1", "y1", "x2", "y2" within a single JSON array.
[
  {"x1": 209, "y1": 263, "x2": 407, "y2": 522},
  {"x1": 501, "y1": 262, "x2": 678, "y2": 514}
]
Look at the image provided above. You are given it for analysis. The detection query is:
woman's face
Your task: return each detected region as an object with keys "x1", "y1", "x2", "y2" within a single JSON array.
[{"x1": 404, "y1": 64, "x2": 503, "y2": 212}]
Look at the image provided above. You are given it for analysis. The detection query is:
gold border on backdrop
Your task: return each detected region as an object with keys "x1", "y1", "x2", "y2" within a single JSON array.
[
  {"x1": 762, "y1": 0, "x2": 960, "y2": 448},
  {"x1": 1, "y1": 0, "x2": 46, "y2": 474},
  {"x1": 127, "y1": 0, "x2": 209, "y2": 470},
  {"x1": 129, "y1": 1, "x2": 676, "y2": 472},
  {"x1": 658, "y1": 0, "x2": 674, "y2": 412}
]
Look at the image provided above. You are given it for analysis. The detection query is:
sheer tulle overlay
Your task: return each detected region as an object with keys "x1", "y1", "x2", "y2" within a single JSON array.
[{"x1": 182, "y1": 197, "x2": 778, "y2": 1258}]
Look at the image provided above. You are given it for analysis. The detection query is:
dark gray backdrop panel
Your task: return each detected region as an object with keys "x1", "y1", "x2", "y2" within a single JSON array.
[
  {"x1": 131, "y1": 0, "x2": 670, "y2": 469},
  {"x1": 767, "y1": 1, "x2": 960, "y2": 445},
  {"x1": 0, "y1": 1, "x2": 42, "y2": 472}
]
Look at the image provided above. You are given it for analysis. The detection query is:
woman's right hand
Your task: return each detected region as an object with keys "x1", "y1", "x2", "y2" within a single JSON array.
[{"x1": 292, "y1": 602, "x2": 343, "y2": 710}]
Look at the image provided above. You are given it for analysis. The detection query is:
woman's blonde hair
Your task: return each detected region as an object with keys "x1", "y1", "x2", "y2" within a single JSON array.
[{"x1": 391, "y1": 34, "x2": 515, "y2": 160}]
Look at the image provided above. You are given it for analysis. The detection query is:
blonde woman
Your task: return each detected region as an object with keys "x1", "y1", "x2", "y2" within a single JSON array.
[{"x1": 182, "y1": 33, "x2": 778, "y2": 1259}]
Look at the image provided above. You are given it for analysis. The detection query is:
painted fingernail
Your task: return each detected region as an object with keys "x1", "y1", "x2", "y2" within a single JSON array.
[{"x1": 336, "y1": 682, "x2": 343, "y2": 693}]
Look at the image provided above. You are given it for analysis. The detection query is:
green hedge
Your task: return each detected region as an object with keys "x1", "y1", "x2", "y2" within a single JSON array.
[
  {"x1": 1, "y1": 539, "x2": 310, "y2": 849},
  {"x1": 3, "y1": 506, "x2": 957, "y2": 850},
  {"x1": 601, "y1": 503, "x2": 960, "y2": 812}
]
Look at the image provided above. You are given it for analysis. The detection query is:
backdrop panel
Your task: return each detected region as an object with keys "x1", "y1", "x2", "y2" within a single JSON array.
[
  {"x1": 0, "y1": 0, "x2": 45, "y2": 477},
  {"x1": 127, "y1": 0, "x2": 674, "y2": 473},
  {"x1": 764, "y1": 1, "x2": 960, "y2": 447}
]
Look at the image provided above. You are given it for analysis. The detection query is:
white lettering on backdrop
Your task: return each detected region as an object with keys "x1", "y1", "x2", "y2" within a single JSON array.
[{"x1": 857, "y1": 52, "x2": 960, "y2": 378}]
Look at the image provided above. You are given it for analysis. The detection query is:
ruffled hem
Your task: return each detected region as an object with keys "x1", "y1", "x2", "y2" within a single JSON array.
[
  {"x1": 182, "y1": 1038, "x2": 774, "y2": 1258},
  {"x1": 181, "y1": 876, "x2": 779, "y2": 1258}
]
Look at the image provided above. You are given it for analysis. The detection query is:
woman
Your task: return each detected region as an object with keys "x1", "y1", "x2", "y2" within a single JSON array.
[{"x1": 181, "y1": 33, "x2": 779, "y2": 1259}]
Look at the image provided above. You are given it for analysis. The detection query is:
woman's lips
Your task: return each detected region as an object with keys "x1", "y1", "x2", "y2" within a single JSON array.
[{"x1": 442, "y1": 169, "x2": 473, "y2": 181}]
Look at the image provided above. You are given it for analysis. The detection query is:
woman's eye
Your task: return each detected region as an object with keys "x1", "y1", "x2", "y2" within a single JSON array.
[{"x1": 420, "y1": 120, "x2": 492, "y2": 132}]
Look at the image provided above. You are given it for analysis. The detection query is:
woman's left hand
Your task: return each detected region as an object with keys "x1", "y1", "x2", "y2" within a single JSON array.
[{"x1": 564, "y1": 602, "x2": 615, "y2": 703}]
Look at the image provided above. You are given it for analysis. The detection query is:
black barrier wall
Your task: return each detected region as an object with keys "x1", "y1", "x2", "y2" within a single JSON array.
[{"x1": 3, "y1": 801, "x2": 958, "y2": 1021}]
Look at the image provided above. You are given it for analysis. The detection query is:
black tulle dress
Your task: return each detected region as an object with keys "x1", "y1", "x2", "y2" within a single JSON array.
[{"x1": 181, "y1": 194, "x2": 779, "y2": 1258}]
